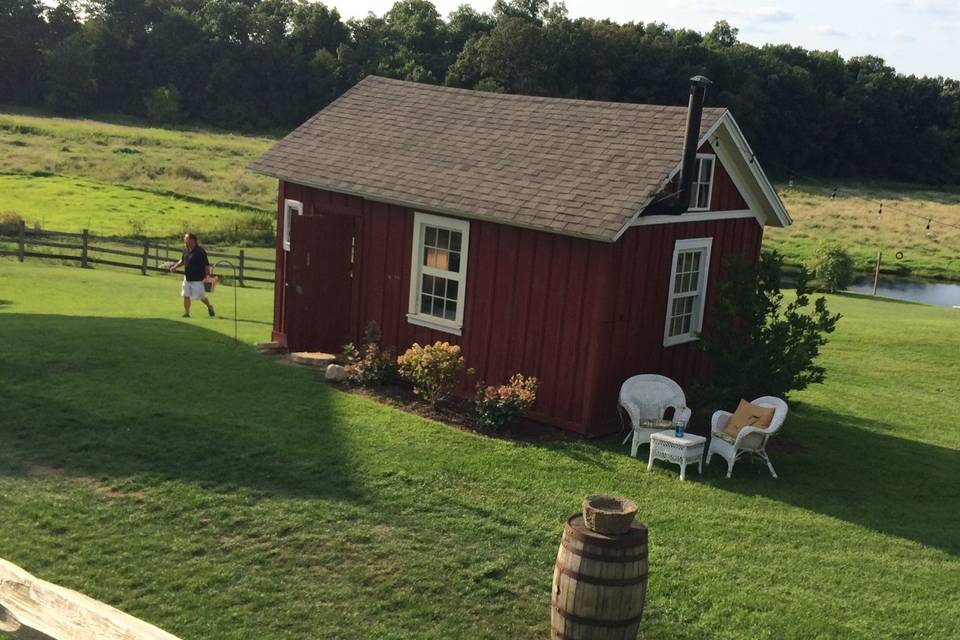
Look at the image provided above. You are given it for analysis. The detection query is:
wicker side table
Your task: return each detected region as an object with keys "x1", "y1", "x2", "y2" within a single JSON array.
[{"x1": 647, "y1": 431, "x2": 706, "y2": 481}]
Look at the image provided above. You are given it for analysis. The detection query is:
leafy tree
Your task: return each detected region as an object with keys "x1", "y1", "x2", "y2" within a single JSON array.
[
  {"x1": 0, "y1": 0, "x2": 48, "y2": 104},
  {"x1": 44, "y1": 31, "x2": 97, "y2": 113},
  {"x1": 694, "y1": 251, "x2": 841, "y2": 406},
  {"x1": 144, "y1": 83, "x2": 183, "y2": 124},
  {"x1": 809, "y1": 243, "x2": 854, "y2": 293}
]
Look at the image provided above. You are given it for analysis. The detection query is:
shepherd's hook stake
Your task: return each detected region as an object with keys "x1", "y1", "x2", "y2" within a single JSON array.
[{"x1": 212, "y1": 259, "x2": 238, "y2": 344}]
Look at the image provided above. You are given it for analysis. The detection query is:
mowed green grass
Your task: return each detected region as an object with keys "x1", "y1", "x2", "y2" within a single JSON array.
[
  {"x1": 0, "y1": 260, "x2": 958, "y2": 639},
  {"x1": 0, "y1": 174, "x2": 269, "y2": 239}
]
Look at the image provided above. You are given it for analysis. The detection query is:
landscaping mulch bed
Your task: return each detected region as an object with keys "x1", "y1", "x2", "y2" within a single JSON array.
[{"x1": 339, "y1": 382, "x2": 582, "y2": 444}]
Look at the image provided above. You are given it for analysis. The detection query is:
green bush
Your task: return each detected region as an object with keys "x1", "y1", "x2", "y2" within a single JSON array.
[
  {"x1": 343, "y1": 323, "x2": 398, "y2": 386},
  {"x1": 0, "y1": 211, "x2": 25, "y2": 235},
  {"x1": 397, "y1": 342, "x2": 465, "y2": 407},
  {"x1": 695, "y1": 250, "x2": 840, "y2": 406},
  {"x1": 144, "y1": 84, "x2": 184, "y2": 124},
  {"x1": 809, "y1": 243, "x2": 855, "y2": 293},
  {"x1": 475, "y1": 374, "x2": 538, "y2": 431}
]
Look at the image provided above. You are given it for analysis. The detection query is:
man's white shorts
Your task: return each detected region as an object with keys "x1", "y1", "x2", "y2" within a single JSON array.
[{"x1": 181, "y1": 279, "x2": 206, "y2": 300}]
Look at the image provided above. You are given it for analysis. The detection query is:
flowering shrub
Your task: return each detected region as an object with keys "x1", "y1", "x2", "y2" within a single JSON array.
[
  {"x1": 397, "y1": 342, "x2": 465, "y2": 407},
  {"x1": 475, "y1": 374, "x2": 538, "y2": 431},
  {"x1": 342, "y1": 322, "x2": 397, "y2": 386}
]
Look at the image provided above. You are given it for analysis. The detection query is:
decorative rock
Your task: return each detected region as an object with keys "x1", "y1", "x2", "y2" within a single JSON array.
[
  {"x1": 325, "y1": 364, "x2": 348, "y2": 382},
  {"x1": 255, "y1": 341, "x2": 285, "y2": 354},
  {"x1": 288, "y1": 352, "x2": 337, "y2": 367}
]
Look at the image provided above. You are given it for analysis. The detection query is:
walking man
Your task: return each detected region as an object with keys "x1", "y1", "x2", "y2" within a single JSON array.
[{"x1": 169, "y1": 233, "x2": 215, "y2": 318}]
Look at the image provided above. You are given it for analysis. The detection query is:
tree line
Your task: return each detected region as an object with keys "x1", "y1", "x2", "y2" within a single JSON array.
[{"x1": 3, "y1": 0, "x2": 960, "y2": 184}]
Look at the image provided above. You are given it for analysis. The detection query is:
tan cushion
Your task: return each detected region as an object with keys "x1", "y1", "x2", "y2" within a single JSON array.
[{"x1": 723, "y1": 400, "x2": 775, "y2": 438}]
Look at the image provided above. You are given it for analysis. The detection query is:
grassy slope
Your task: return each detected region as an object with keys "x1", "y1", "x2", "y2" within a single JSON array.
[
  {"x1": 2, "y1": 110, "x2": 960, "y2": 279},
  {"x1": 769, "y1": 182, "x2": 960, "y2": 281},
  {"x1": 0, "y1": 112, "x2": 274, "y2": 210},
  {"x1": 0, "y1": 174, "x2": 270, "y2": 239},
  {"x1": 1, "y1": 259, "x2": 958, "y2": 639}
]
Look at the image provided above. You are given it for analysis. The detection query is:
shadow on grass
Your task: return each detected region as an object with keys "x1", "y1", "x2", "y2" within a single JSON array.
[
  {"x1": 696, "y1": 403, "x2": 959, "y2": 555},
  {"x1": 0, "y1": 313, "x2": 362, "y2": 502}
]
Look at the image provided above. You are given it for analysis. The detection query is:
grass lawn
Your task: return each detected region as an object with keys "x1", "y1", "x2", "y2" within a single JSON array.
[
  {"x1": 1, "y1": 259, "x2": 958, "y2": 639},
  {"x1": 0, "y1": 174, "x2": 270, "y2": 240}
]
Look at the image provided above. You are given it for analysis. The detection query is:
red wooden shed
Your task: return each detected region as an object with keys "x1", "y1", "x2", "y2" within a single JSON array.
[{"x1": 250, "y1": 75, "x2": 791, "y2": 436}]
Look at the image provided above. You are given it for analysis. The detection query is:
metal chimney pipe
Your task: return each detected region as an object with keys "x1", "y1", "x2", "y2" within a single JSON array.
[{"x1": 646, "y1": 75, "x2": 713, "y2": 216}]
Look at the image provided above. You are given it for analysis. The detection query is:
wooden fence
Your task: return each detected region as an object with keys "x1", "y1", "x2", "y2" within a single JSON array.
[
  {"x1": 0, "y1": 557, "x2": 182, "y2": 639},
  {"x1": 0, "y1": 221, "x2": 274, "y2": 286}
]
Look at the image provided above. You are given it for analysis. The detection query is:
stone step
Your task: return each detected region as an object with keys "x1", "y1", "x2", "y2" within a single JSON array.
[{"x1": 288, "y1": 351, "x2": 338, "y2": 367}]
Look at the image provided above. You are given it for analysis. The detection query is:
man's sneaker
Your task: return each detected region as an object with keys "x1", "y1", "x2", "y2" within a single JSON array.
[
  {"x1": 182, "y1": 313, "x2": 190, "y2": 318},
  {"x1": 208, "y1": 306, "x2": 216, "y2": 317}
]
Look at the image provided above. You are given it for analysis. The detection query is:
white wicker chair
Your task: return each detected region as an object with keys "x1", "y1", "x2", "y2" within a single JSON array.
[
  {"x1": 618, "y1": 375, "x2": 692, "y2": 458},
  {"x1": 707, "y1": 396, "x2": 788, "y2": 478}
]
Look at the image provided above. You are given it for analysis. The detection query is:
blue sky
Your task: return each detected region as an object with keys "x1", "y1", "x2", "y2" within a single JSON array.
[{"x1": 327, "y1": 0, "x2": 959, "y2": 79}]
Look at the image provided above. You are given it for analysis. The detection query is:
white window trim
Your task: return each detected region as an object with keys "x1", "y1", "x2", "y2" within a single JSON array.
[
  {"x1": 407, "y1": 212, "x2": 470, "y2": 336},
  {"x1": 688, "y1": 154, "x2": 716, "y2": 212},
  {"x1": 663, "y1": 237, "x2": 713, "y2": 347},
  {"x1": 282, "y1": 199, "x2": 302, "y2": 251}
]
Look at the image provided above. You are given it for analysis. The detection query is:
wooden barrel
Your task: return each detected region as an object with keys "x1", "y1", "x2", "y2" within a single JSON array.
[{"x1": 551, "y1": 514, "x2": 648, "y2": 640}]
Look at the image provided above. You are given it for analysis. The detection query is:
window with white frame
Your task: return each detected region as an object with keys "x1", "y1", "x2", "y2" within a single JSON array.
[
  {"x1": 407, "y1": 212, "x2": 470, "y2": 334},
  {"x1": 282, "y1": 199, "x2": 302, "y2": 251},
  {"x1": 663, "y1": 237, "x2": 713, "y2": 346},
  {"x1": 689, "y1": 154, "x2": 715, "y2": 211}
]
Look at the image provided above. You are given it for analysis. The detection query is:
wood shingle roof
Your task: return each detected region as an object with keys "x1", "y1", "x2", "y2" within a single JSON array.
[{"x1": 249, "y1": 75, "x2": 726, "y2": 242}]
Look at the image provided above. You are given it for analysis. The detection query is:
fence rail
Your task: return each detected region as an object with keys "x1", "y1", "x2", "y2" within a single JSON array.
[{"x1": 1, "y1": 222, "x2": 275, "y2": 285}]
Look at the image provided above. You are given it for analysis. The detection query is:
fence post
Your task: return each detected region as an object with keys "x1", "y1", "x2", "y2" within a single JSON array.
[
  {"x1": 17, "y1": 220, "x2": 25, "y2": 262},
  {"x1": 81, "y1": 229, "x2": 89, "y2": 268},
  {"x1": 141, "y1": 241, "x2": 149, "y2": 275},
  {"x1": 238, "y1": 249, "x2": 246, "y2": 287},
  {"x1": 872, "y1": 250, "x2": 882, "y2": 296}
]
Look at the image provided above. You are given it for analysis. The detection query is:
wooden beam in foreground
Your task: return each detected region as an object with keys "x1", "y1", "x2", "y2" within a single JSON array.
[{"x1": 0, "y1": 558, "x2": 182, "y2": 640}]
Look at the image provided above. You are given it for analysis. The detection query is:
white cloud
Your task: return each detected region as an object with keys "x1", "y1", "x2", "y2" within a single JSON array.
[
  {"x1": 815, "y1": 24, "x2": 847, "y2": 37},
  {"x1": 749, "y1": 6, "x2": 793, "y2": 22},
  {"x1": 889, "y1": 0, "x2": 957, "y2": 15}
]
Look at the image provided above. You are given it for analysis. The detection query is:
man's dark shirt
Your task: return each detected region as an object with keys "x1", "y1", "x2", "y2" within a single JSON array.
[{"x1": 183, "y1": 245, "x2": 209, "y2": 282}]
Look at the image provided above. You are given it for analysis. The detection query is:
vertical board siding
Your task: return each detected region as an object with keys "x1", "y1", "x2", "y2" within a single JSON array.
[
  {"x1": 272, "y1": 180, "x2": 763, "y2": 434},
  {"x1": 593, "y1": 217, "x2": 764, "y2": 430}
]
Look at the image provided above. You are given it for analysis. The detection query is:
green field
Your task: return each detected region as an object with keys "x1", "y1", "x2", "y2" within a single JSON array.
[
  {"x1": 1, "y1": 110, "x2": 959, "y2": 280},
  {"x1": 1, "y1": 259, "x2": 958, "y2": 639}
]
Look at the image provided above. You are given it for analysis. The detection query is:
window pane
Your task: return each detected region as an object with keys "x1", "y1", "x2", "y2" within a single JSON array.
[
  {"x1": 425, "y1": 226, "x2": 437, "y2": 247},
  {"x1": 420, "y1": 295, "x2": 431, "y2": 314},
  {"x1": 690, "y1": 252, "x2": 701, "y2": 272},
  {"x1": 448, "y1": 252, "x2": 460, "y2": 273},
  {"x1": 434, "y1": 276, "x2": 446, "y2": 296},
  {"x1": 700, "y1": 158, "x2": 712, "y2": 181},
  {"x1": 446, "y1": 279, "x2": 459, "y2": 299},
  {"x1": 422, "y1": 274, "x2": 434, "y2": 296},
  {"x1": 444, "y1": 301, "x2": 457, "y2": 320},
  {"x1": 425, "y1": 248, "x2": 450, "y2": 270},
  {"x1": 432, "y1": 297, "x2": 444, "y2": 317},
  {"x1": 437, "y1": 228, "x2": 450, "y2": 249},
  {"x1": 450, "y1": 232, "x2": 462, "y2": 252},
  {"x1": 697, "y1": 186, "x2": 710, "y2": 209}
]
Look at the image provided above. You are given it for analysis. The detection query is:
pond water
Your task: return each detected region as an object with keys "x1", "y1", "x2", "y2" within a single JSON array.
[{"x1": 845, "y1": 277, "x2": 960, "y2": 308}]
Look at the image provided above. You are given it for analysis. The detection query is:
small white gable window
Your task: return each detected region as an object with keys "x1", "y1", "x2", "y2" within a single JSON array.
[
  {"x1": 689, "y1": 154, "x2": 715, "y2": 211},
  {"x1": 664, "y1": 237, "x2": 713, "y2": 346},
  {"x1": 282, "y1": 199, "x2": 302, "y2": 251},
  {"x1": 407, "y1": 212, "x2": 470, "y2": 335}
]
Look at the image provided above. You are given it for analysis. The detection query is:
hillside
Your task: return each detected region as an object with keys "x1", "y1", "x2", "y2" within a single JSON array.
[{"x1": 2, "y1": 111, "x2": 958, "y2": 280}]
